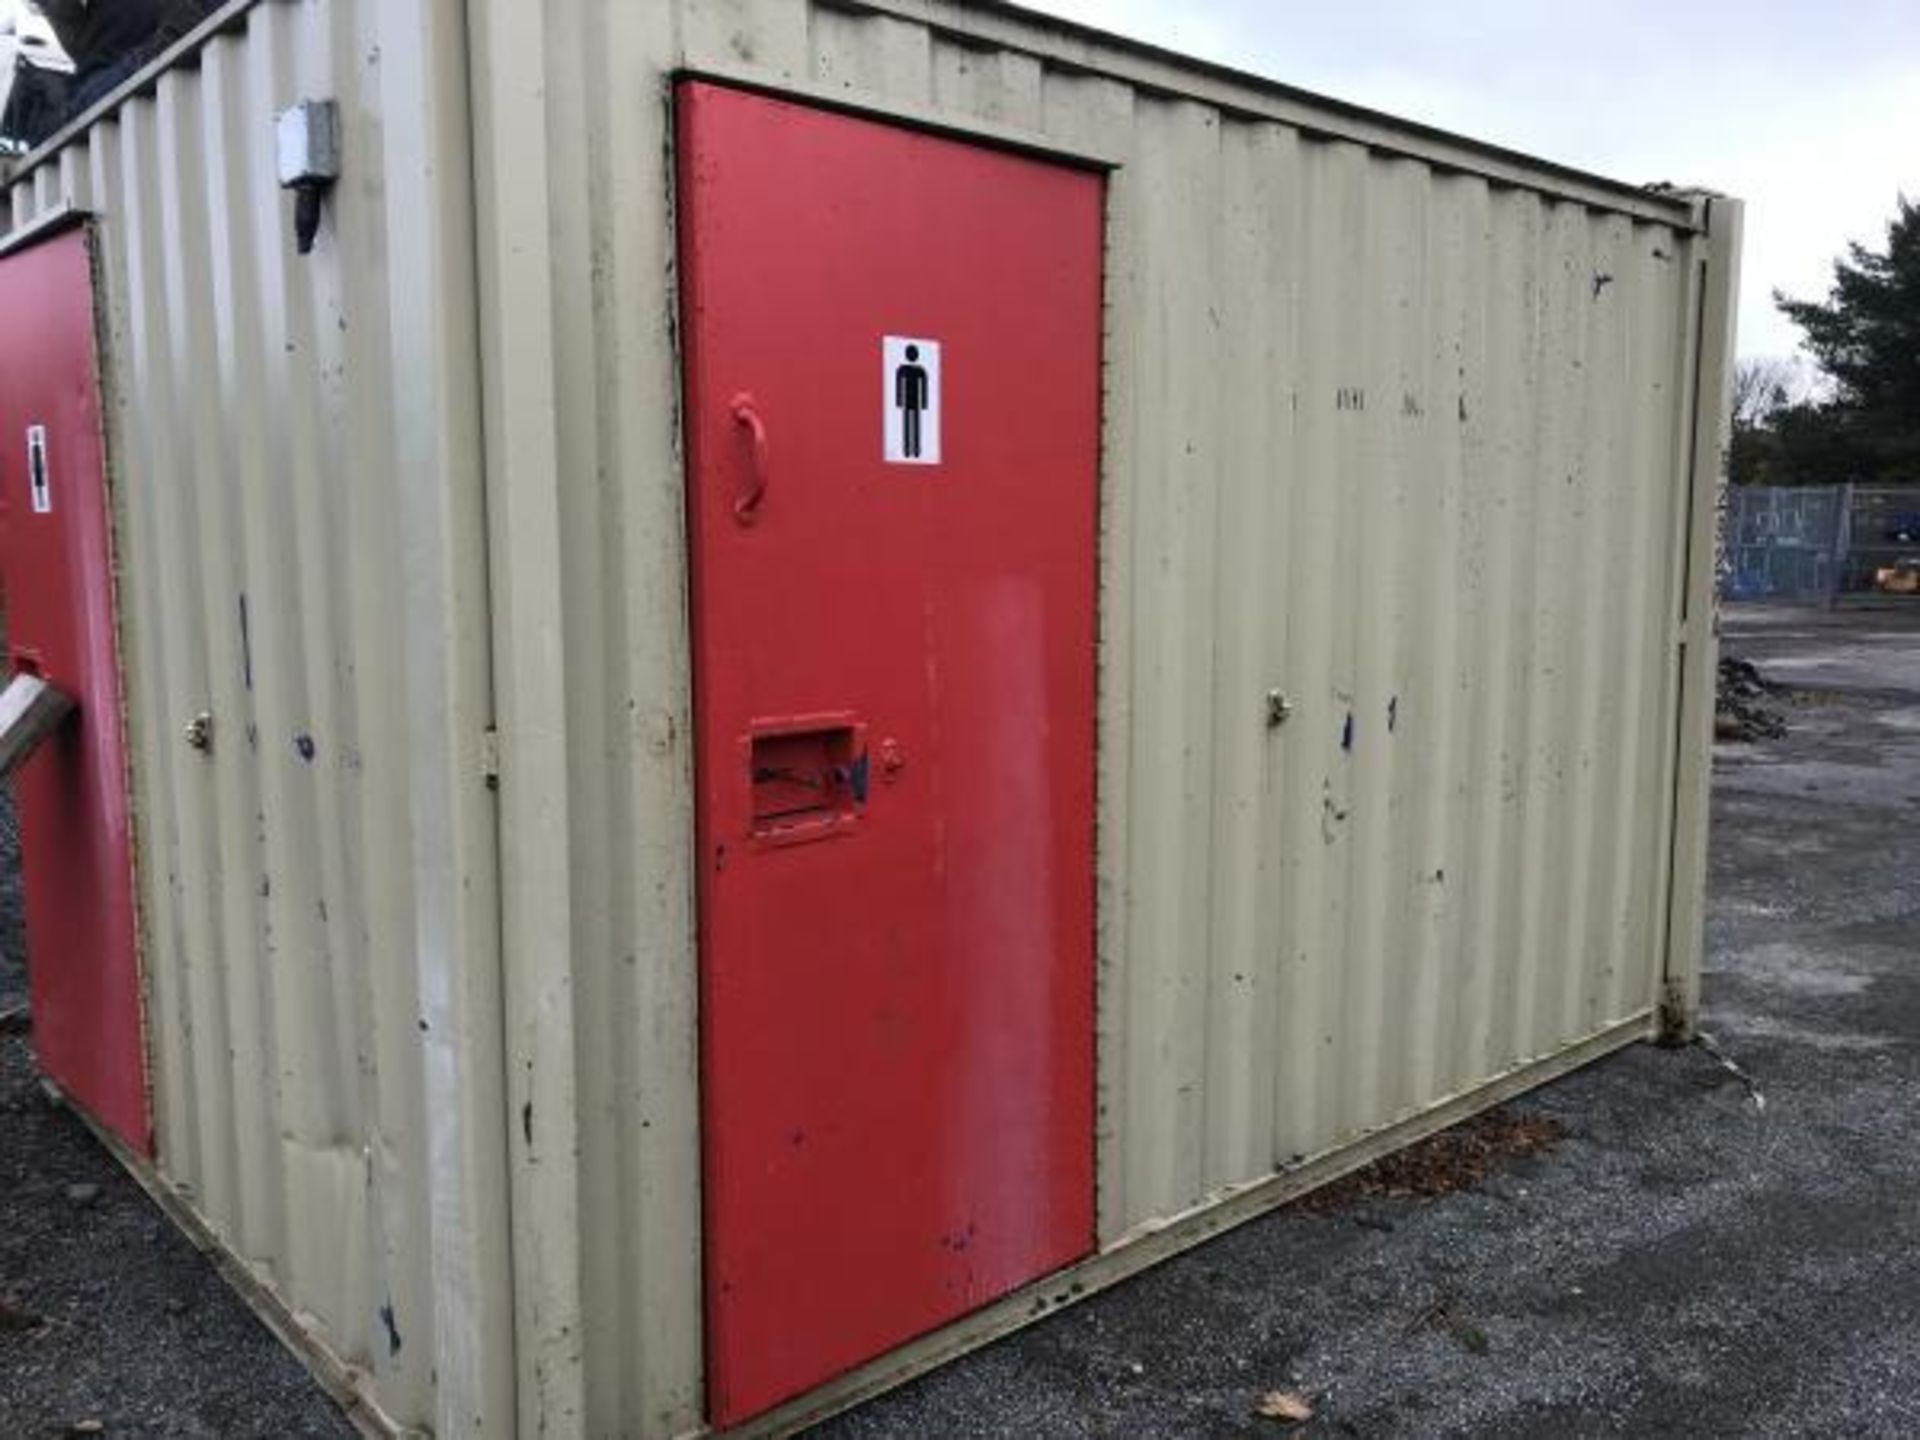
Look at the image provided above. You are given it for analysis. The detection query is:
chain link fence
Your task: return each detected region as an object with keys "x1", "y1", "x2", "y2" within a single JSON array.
[
  {"x1": 1723, "y1": 487, "x2": 1844, "y2": 603},
  {"x1": 1723, "y1": 484, "x2": 1920, "y2": 606},
  {"x1": 1836, "y1": 486, "x2": 1920, "y2": 602}
]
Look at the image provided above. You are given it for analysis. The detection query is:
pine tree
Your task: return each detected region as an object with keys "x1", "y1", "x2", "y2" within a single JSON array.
[{"x1": 1776, "y1": 197, "x2": 1920, "y2": 483}]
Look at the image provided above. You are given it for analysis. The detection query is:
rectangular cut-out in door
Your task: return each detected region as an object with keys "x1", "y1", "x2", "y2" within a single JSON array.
[
  {"x1": 0, "y1": 226, "x2": 148, "y2": 1153},
  {"x1": 678, "y1": 83, "x2": 1104, "y2": 1425}
]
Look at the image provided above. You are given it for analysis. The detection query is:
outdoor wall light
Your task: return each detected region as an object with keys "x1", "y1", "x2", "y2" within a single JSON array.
[{"x1": 275, "y1": 98, "x2": 339, "y2": 255}]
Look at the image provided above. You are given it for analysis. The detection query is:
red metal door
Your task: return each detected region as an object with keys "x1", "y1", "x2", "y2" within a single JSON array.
[
  {"x1": 678, "y1": 83, "x2": 1102, "y2": 1424},
  {"x1": 0, "y1": 226, "x2": 147, "y2": 1154}
]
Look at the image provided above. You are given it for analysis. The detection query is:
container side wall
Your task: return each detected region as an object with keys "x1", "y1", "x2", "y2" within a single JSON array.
[
  {"x1": 462, "y1": 3, "x2": 1713, "y2": 1435},
  {"x1": 4, "y1": 1, "x2": 510, "y2": 1431}
]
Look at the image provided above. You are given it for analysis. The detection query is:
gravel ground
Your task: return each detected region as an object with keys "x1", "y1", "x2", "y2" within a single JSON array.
[
  {"x1": 0, "y1": 795, "x2": 349, "y2": 1435},
  {"x1": 0, "y1": 1037, "x2": 350, "y2": 1437},
  {"x1": 4, "y1": 603, "x2": 1919, "y2": 1437},
  {"x1": 2, "y1": 785, "x2": 24, "y2": 1015}
]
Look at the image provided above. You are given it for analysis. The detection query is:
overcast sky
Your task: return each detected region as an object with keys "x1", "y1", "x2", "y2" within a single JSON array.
[
  {"x1": 1023, "y1": 0, "x2": 1919, "y2": 366},
  {"x1": 4, "y1": 1, "x2": 1911, "y2": 364}
]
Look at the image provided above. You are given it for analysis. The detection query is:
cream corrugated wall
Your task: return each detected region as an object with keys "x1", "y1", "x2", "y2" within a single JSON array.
[
  {"x1": 468, "y1": 2, "x2": 1714, "y2": 1435},
  {"x1": 3, "y1": 0, "x2": 1720, "y2": 1433},
  {"x1": 1099, "y1": 124, "x2": 1698, "y2": 1223},
  {"x1": 5, "y1": 2, "x2": 509, "y2": 1434}
]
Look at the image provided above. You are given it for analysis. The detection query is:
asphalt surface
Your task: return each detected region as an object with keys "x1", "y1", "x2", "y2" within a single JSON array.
[{"x1": 2, "y1": 603, "x2": 1918, "y2": 1437}]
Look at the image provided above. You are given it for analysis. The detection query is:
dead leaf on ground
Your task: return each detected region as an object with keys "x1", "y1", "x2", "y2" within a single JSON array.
[
  {"x1": 1296, "y1": 1107, "x2": 1564, "y2": 1213},
  {"x1": 1254, "y1": 1389, "x2": 1314, "y2": 1423}
]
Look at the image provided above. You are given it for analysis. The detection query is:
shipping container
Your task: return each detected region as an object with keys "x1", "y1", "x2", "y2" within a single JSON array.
[{"x1": 0, "y1": 1, "x2": 1739, "y2": 1434}]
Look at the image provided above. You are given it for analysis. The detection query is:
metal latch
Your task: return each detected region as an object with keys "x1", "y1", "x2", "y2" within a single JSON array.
[
  {"x1": 480, "y1": 727, "x2": 501, "y2": 790},
  {"x1": 183, "y1": 711, "x2": 214, "y2": 754}
]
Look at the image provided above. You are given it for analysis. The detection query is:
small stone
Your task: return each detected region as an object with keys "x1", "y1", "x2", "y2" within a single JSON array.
[{"x1": 66, "y1": 1182, "x2": 101, "y2": 1206}]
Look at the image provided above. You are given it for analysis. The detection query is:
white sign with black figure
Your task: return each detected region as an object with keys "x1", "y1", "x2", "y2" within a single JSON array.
[
  {"x1": 26, "y1": 425, "x2": 50, "y2": 515},
  {"x1": 883, "y1": 335, "x2": 941, "y2": 465}
]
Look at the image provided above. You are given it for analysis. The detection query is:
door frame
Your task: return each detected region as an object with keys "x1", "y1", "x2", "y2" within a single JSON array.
[
  {"x1": 674, "y1": 63, "x2": 1127, "y2": 174},
  {"x1": 668, "y1": 64, "x2": 1121, "y2": 1426}
]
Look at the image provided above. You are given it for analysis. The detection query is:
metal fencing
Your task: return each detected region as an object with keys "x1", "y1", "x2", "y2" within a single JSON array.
[
  {"x1": 1722, "y1": 484, "x2": 1920, "y2": 605},
  {"x1": 1722, "y1": 487, "x2": 1844, "y2": 603},
  {"x1": 1837, "y1": 486, "x2": 1920, "y2": 602}
]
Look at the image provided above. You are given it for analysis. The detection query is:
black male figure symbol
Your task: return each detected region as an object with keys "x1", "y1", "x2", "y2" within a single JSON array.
[{"x1": 894, "y1": 344, "x2": 930, "y2": 460}]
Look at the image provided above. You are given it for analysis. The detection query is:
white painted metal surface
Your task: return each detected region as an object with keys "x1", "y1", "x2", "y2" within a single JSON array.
[{"x1": 3, "y1": 1, "x2": 1738, "y2": 1434}]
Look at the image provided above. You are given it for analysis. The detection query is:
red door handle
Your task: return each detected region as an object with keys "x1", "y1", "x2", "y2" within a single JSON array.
[{"x1": 730, "y1": 393, "x2": 769, "y2": 525}]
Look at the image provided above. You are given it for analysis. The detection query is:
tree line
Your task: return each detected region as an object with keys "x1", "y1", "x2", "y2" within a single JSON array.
[{"x1": 1730, "y1": 196, "x2": 1919, "y2": 488}]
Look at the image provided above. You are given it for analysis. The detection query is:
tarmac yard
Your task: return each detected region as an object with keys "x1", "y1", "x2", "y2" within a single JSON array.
[{"x1": 4, "y1": 602, "x2": 1919, "y2": 1436}]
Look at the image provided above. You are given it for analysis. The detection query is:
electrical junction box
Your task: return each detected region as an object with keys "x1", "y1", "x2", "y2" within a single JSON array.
[{"x1": 275, "y1": 98, "x2": 339, "y2": 188}]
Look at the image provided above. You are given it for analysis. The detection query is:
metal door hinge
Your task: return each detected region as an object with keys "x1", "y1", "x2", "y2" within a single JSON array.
[{"x1": 480, "y1": 727, "x2": 500, "y2": 790}]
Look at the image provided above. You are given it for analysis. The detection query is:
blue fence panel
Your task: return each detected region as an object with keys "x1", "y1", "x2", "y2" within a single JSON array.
[{"x1": 1721, "y1": 487, "x2": 1843, "y2": 602}]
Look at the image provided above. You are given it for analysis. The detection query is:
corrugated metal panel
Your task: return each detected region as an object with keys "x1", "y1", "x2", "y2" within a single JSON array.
[
  {"x1": 1092, "y1": 110, "x2": 1696, "y2": 1232},
  {"x1": 464, "y1": 2, "x2": 1720, "y2": 1435},
  {"x1": 4, "y1": 2, "x2": 509, "y2": 1433},
  {"x1": 465, "y1": 5, "x2": 707, "y2": 1432}
]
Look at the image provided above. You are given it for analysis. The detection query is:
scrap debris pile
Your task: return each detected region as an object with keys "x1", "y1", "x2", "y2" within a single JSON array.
[
  {"x1": 1296, "y1": 1107, "x2": 1566, "y2": 1211},
  {"x1": 1716, "y1": 655, "x2": 1788, "y2": 742}
]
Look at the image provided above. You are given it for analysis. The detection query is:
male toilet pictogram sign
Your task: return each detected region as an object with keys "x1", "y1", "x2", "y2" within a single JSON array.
[{"x1": 883, "y1": 335, "x2": 941, "y2": 465}]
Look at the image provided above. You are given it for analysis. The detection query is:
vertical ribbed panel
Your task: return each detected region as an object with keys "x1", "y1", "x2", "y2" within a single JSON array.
[
  {"x1": 5, "y1": 2, "x2": 507, "y2": 1432},
  {"x1": 531, "y1": 3, "x2": 704, "y2": 1431},
  {"x1": 464, "y1": 3, "x2": 707, "y2": 1433}
]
